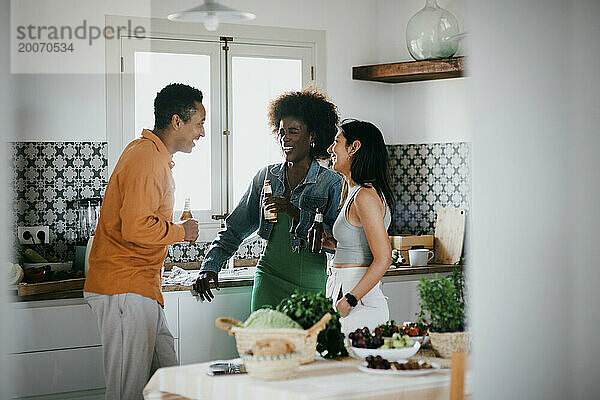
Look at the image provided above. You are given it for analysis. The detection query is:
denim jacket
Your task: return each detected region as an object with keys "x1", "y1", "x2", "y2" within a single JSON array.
[{"x1": 201, "y1": 159, "x2": 342, "y2": 273}]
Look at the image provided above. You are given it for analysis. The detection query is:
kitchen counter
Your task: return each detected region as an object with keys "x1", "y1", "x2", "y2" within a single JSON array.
[{"x1": 9, "y1": 264, "x2": 461, "y2": 302}]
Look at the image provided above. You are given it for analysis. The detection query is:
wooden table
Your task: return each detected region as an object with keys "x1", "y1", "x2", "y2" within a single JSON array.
[{"x1": 143, "y1": 357, "x2": 471, "y2": 400}]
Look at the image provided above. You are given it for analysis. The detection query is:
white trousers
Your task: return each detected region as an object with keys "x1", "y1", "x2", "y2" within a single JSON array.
[
  {"x1": 326, "y1": 267, "x2": 389, "y2": 336},
  {"x1": 84, "y1": 292, "x2": 178, "y2": 400}
]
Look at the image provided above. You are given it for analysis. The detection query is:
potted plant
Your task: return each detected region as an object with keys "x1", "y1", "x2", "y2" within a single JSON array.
[{"x1": 416, "y1": 267, "x2": 468, "y2": 358}]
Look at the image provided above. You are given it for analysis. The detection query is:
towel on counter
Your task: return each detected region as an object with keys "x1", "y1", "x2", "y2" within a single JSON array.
[{"x1": 162, "y1": 266, "x2": 200, "y2": 287}]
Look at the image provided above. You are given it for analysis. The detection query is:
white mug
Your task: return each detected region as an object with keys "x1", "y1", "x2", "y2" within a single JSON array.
[{"x1": 408, "y1": 249, "x2": 434, "y2": 266}]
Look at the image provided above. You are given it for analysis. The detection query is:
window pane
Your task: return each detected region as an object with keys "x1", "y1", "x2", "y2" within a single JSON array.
[
  {"x1": 134, "y1": 52, "x2": 212, "y2": 211},
  {"x1": 231, "y1": 57, "x2": 302, "y2": 206}
]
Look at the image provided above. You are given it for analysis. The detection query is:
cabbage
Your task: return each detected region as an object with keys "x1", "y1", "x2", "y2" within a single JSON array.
[
  {"x1": 243, "y1": 309, "x2": 302, "y2": 329},
  {"x1": 7, "y1": 263, "x2": 24, "y2": 285}
]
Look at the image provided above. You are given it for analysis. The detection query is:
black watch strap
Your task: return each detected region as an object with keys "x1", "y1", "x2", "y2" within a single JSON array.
[{"x1": 344, "y1": 293, "x2": 358, "y2": 307}]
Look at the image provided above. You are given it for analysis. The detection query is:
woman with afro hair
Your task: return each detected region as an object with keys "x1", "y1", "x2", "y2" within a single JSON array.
[{"x1": 195, "y1": 88, "x2": 343, "y2": 311}]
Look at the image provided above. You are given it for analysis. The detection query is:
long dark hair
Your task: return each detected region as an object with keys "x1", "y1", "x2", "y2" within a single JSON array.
[{"x1": 340, "y1": 119, "x2": 394, "y2": 209}]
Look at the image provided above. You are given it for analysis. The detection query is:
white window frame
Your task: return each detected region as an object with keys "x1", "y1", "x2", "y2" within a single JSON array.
[
  {"x1": 121, "y1": 37, "x2": 222, "y2": 227},
  {"x1": 226, "y1": 43, "x2": 312, "y2": 210},
  {"x1": 105, "y1": 15, "x2": 326, "y2": 241}
]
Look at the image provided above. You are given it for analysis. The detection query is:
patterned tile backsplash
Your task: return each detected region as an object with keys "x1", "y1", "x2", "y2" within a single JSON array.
[
  {"x1": 10, "y1": 141, "x2": 470, "y2": 263},
  {"x1": 11, "y1": 142, "x2": 108, "y2": 260},
  {"x1": 388, "y1": 142, "x2": 471, "y2": 235}
]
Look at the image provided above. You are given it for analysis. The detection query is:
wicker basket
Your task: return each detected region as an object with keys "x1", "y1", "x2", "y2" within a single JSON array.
[
  {"x1": 242, "y1": 351, "x2": 301, "y2": 380},
  {"x1": 428, "y1": 331, "x2": 470, "y2": 359},
  {"x1": 215, "y1": 313, "x2": 331, "y2": 364}
]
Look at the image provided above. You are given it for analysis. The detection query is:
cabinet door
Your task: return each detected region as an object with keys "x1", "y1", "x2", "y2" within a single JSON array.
[
  {"x1": 163, "y1": 292, "x2": 179, "y2": 339},
  {"x1": 10, "y1": 301, "x2": 101, "y2": 353},
  {"x1": 381, "y1": 280, "x2": 420, "y2": 324},
  {"x1": 7, "y1": 347, "x2": 104, "y2": 398},
  {"x1": 178, "y1": 286, "x2": 252, "y2": 365}
]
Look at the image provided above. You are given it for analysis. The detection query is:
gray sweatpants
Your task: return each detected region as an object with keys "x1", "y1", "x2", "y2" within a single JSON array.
[{"x1": 84, "y1": 292, "x2": 178, "y2": 400}]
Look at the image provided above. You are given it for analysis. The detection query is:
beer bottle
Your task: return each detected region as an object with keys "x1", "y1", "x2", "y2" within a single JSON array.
[
  {"x1": 180, "y1": 197, "x2": 193, "y2": 221},
  {"x1": 308, "y1": 209, "x2": 324, "y2": 253},
  {"x1": 263, "y1": 180, "x2": 277, "y2": 222}
]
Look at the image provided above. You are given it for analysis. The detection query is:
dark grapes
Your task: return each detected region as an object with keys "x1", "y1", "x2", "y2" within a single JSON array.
[
  {"x1": 350, "y1": 327, "x2": 385, "y2": 349},
  {"x1": 366, "y1": 355, "x2": 390, "y2": 370}
]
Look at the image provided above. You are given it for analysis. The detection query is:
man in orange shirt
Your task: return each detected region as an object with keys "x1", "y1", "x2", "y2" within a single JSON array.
[{"x1": 84, "y1": 83, "x2": 204, "y2": 400}]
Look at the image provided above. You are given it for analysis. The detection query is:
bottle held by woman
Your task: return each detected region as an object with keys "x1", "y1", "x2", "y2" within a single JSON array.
[
  {"x1": 308, "y1": 209, "x2": 324, "y2": 253},
  {"x1": 263, "y1": 180, "x2": 278, "y2": 222}
]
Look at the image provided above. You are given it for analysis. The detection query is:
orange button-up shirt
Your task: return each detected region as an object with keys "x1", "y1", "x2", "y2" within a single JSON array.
[{"x1": 84, "y1": 129, "x2": 185, "y2": 306}]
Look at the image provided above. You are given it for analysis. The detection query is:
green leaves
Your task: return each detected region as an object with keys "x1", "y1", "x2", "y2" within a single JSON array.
[
  {"x1": 274, "y1": 290, "x2": 348, "y2": 359},
  {"x1": 417, "y1": 267, "x2": 466, "y2": 333}
]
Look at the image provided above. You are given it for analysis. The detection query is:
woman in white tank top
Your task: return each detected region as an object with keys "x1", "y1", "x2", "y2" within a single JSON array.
[{"x1": 324, "y1": 120, "x2": 394, "y2": 336}]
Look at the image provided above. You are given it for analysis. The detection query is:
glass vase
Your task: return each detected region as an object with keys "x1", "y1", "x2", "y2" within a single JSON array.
[{"x1": 406, "y1": 0, "x2": 459, "y2": 61}]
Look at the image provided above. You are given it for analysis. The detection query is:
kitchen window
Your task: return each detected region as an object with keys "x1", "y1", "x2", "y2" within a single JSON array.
[{"x1": 106, "y1": 17, "x2": 325, "y2": 240}]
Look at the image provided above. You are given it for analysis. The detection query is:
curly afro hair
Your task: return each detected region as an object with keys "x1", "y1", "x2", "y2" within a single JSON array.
[{"x1": 267, "y1": 88, "x2": 339, "y2": 160}]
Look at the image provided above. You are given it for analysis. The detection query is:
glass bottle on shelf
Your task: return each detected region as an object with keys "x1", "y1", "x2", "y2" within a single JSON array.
[
  {"x1": 308, "y1": 209, "x2": 324, "y2": 253},
  {"x1": 406, "y1": 0, "x2": 460, "y2": 60},
  {"x1": 263, "y1": 180, "x2": 277, "y2": 222}
]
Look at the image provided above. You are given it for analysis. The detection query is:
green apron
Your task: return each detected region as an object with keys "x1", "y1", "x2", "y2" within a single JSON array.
[{"x1": 251, "y1": 214, "x2": 326, "y2": 311}]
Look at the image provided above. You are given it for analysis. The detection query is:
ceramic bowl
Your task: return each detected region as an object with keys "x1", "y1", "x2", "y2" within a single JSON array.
[{"x1": 350, "y1": 340, "x2": 420, "y2": 361}]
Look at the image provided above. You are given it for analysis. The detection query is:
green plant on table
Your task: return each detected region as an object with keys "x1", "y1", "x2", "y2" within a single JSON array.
[
  {"x1": 416, "y1": 267, "x2": 465, "y2": 333},
  {"x1": 274, "y1": 290, "x2": 348, "y2": 359}
]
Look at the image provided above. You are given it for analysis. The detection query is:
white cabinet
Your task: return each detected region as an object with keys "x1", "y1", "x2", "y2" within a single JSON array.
[
  {"x1": 381, "y1": 280, "x2": 420, "y2": 324},
  {"x1": 8, "y1": 299, "x2": 104, "y2": 399},
  {"x1": 163, "y1": 292, "x2": 179, "y2": 340},
  {"x1": 381, "y1": 272, "x2": 451, "y2": 324},
  {"x1": 10, "y1": 299, "x2": 101, "y2": 353},
  {"x1": 6, "y1": 285, "x2": 254, "y2": 397},
  {"x1": 7, "y1": 346, "x2": 104, "y2": 398},
  {"x1": 178, "y1": 286, "x2": 253, "y2": 365},
  {"x1": 8, "y1": 295, "x2": 180, "y2": 399},
  {"x1": 163, "y1": 292, "x2": 180, "y2": 364}
]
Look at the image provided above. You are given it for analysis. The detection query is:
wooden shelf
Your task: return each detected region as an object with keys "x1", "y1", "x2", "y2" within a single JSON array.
[{"x1": 352, "y1": 56, "x2": 465, "y2": 83}]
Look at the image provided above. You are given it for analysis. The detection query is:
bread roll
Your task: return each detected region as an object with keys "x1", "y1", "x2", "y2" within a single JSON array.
[{"x1": 250, "y1": 338, "x2": 295, "y2": 357}]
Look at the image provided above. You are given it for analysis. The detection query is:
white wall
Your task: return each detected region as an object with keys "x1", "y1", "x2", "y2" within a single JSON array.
[
  {"x1": 10, "y1": 0, "x2": 468, "y2": 144},
  {"x1": 470, "y1": 0, "x2": 600, "y2": 399},
  {"x1": 378, "y1": 0, "x2": 469, "y2": 144},
  {"x1": 10, "y1": 0, "x2": 388, "y2": 142}
]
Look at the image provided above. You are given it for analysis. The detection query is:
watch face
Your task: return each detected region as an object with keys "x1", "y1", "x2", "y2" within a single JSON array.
[{"x1": 345, "y1": 293, "x2": 357, "y2": 307}]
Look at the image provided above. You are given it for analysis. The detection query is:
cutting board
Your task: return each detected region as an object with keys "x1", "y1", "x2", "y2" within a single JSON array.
[
  {"x1": 16, "y1": 278, "x2": 86, "y2": 296},
  {"x1": 433, "y1": 208, "x2": 466, "y2": 264}
]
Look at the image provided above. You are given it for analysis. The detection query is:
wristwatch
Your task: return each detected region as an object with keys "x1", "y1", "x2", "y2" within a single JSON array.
[{"x1": 344, "y1": 293, "x2": 358, "y2": 307}]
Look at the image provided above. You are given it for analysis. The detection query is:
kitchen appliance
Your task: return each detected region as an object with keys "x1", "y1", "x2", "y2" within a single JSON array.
[{"x1": 73, "y1": 198, "x2": 101, "y2": 272}]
